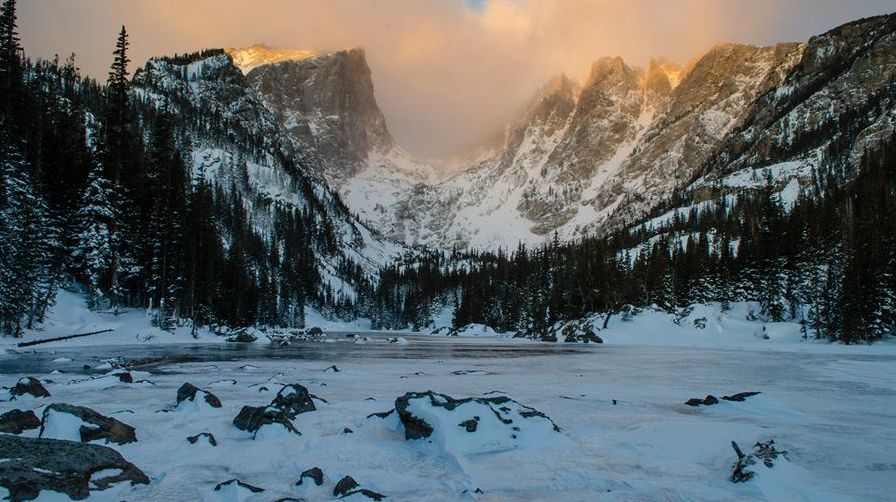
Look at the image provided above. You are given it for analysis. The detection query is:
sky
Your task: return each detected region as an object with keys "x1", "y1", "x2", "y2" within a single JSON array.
[{"x1": 17, "y1": 0, "x2": 896, "y2": 156}]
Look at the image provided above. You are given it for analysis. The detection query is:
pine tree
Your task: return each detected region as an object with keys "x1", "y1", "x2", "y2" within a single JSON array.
[
  {"x1": 0, "y1": 0, "x2": 22, "y2": 109},
  {"x1": 97, "y1": 25, "x2": 137, "y2": 312},
  {"x1": 74, "y1": 166, "x2": 115, "y2": 310}
]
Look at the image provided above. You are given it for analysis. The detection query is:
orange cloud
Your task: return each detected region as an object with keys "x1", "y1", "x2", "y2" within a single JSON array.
[{"x1": 17, "y1": 0, "x2": 895, "y2": 155}]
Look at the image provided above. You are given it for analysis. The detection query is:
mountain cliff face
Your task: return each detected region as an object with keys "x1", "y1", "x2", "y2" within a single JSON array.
[
  {"x1": 237, "y1": 13, "x2": 896, "y2": 252},
  {"x1": 237, "y1": 47, "x2": 393, "y2": 185},
  {"x1": 648, "y1": 13, "x2": 896, "y2": 240}
]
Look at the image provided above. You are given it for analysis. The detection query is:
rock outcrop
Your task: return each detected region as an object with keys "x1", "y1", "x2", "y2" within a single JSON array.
[{"x1": 0, "y1": 434, "x2": 149, "y2": 500}]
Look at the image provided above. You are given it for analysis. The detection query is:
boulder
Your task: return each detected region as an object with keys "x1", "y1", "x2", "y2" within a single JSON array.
[
  {"x1": 213, "y1": 478, "x2": 264, "y2": 493},
  {"x1": 333, "y1": 475, "x2": 359, "y2": 497},
  {"x1": 232, "y1": 405, "x2": 299, "y2": 437},
  {"x1": 226, "y1": 328, "x2": 257, "y2": 343},
  {"x1": 0, "y1": 409, "x2": 40, "y2": 434},
  {"x1": 389, "y1": 391, "x2": 561, "y2": 454},
  {"x1": 307, "y1": 327, "x2": 324, "y2": 336},
  {"x1": 9, "y1": 376, "x2": 50, "y2": 399},
  {"x1": 324, "y1": 365, "x2": 341, "y2": 373},
  {"x1": 270, "y1": 384, "x2": 315, "y2": 418},
  {"x1": 685, "y1": 395, "x2": 719, "y2": 407},
  {"x1": 176, "y1": 382, "x2": 222, "y2": 409},
  {"x1": 0, "y1": 434, "x2": 149, "y2": 501},
  {"x1": 296, "y1": 466, "x2": 323, "y2": 486},
  {"x1": 186, "y1": 432, "x2": 218, "y2": 446},
  {"x1": 40, "y1": 403, "x2": 137, "y2": 444}
]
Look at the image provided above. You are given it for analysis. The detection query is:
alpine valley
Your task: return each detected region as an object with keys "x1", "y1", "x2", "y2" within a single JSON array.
[{"x1": 2, "y1": 7, "x2": 895, "y2": 340}]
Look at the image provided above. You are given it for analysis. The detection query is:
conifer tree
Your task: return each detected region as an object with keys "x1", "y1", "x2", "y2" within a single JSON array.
[
  {"x1": 74, "y1": 166, "x2": 115, "y2": 310},
  {"x1": 0, "y1": 0, "x2": 21, "y2": 109}
]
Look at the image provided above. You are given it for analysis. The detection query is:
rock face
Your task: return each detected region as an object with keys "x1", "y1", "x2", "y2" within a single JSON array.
[
  {"x1": 388, "y1": 391, "x2": 561, "y2": 454},
  {"x1": 9, "y1": 376, "x2": 50, "y2": 399},
  {"x1": 176, "y1": 383, "x2": 222, "y2": 409},
  {"x1": 0, "y1": 409, "x2": 41, "y2": 434},
  {"x1": 244, "y1": 48, "x2": 394, "y2": 186},
  {"x1": 0, "y1": 434, "x2": 149, "y2": 501},
  {"x1": 40, "y1": 404, "x2": 137, "y2": 445}
]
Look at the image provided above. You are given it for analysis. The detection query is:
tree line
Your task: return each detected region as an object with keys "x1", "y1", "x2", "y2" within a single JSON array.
[{"x1": 369, "y1": 136, "x2": 896, "y2": 344}]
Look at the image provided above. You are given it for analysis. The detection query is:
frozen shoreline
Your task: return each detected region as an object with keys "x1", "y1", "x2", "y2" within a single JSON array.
[{"x1": 1, "y1": 337, "x2": 895, "y2": 501}]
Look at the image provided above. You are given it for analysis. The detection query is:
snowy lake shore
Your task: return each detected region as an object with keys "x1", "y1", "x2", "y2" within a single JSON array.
[{"x1": 1, "y1": 333, "x2": 895, "y2": 501}]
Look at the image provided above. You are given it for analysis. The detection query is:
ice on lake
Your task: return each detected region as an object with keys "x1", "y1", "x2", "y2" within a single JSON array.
[{"x1": 1, "y1": 335, "x2": 894, "y2": 501}]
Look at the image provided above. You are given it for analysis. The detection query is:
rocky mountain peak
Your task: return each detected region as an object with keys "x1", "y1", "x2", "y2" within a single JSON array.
[
  {"x1": 513, "y1": 73, "x2": 580, "y2": 138},
  {"x1": 586, "y1": 56, "x2": 640, "y2": 88},
  {"x1": 225, "y1": 44, "x2": 320, "y2": 74},
  {"x1": 245, "y1": 46, "x2": 394, "y2": 185},
  {"x1": 643, "y1": 58, "x2": 683, "y2": 108}
]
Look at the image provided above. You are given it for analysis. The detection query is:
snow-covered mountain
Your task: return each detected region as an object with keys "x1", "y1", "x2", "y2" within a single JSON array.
[
  {"x1": 228, "y1": 13, "x2": 896, "y2": 251},
  {"x1": 131, "y1": 49, "x2": 406, "y2": 302},
  {"x1": 633, "y1": 13, "x2": 896, "y2": 242}
]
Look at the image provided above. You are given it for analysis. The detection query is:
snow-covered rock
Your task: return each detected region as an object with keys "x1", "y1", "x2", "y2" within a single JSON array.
[
  {"x1": 40, "y1": 403, "x2": 137, "y2": 445},
  {"x1": 9, "y1": 376, "x2": 50, "y2": 399},
  {"x1": 390, "y1": 391, "x2": 562, "y2": 455},
  {"x1": 175, "y1": 382, "x2": 222, "y2": 411}
]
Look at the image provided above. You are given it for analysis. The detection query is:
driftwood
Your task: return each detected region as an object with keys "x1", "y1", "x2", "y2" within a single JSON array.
[
  {"x1": 17, "y1": 329, "x2": 114, "y2": 348},
  {"x1": 730, "y1": 440, "x2": 788, "y2": 482}
]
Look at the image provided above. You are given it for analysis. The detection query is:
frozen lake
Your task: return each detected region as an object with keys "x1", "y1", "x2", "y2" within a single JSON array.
[{"x1": 2, "y1": 337, "x2": 895, "y2": 501}]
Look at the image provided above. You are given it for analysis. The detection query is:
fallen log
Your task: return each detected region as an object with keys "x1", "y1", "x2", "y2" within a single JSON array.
[{"x1": 17, "y1": 329, "x2": 114, "y2": 348}]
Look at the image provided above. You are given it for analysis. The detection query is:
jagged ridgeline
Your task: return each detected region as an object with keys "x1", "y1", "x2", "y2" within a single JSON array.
[{"x1": 0, "y1": 9, "x2": 403, "y2": 336}]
